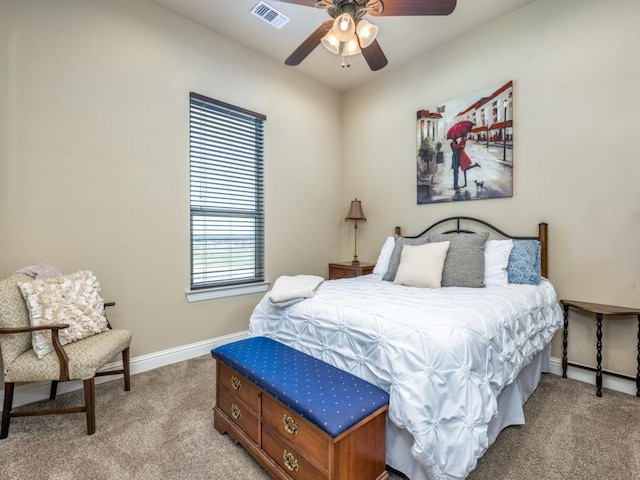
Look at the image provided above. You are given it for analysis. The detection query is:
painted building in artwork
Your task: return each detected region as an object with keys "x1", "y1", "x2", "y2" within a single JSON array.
[
  {"x1": 417, "y1": 109, "x2": 443, "y2": 142},
  {"x1": 454, "y1": 81, "x2": 513, "y2": 145}
]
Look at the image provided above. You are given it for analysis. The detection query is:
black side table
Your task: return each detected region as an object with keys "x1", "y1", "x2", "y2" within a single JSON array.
[{"x1": 561, "y1": 299, "x2": 640, "y2": 397}]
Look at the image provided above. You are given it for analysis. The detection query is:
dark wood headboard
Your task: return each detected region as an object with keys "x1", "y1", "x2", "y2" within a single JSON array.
[{"x1": 394, "y1": 216, "x2": 548, "y2": 278}]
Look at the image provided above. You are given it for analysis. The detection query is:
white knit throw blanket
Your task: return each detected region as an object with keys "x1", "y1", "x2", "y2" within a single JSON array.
[{"x1": 15, "y1": 264, "x2": 64, "y2": 280}]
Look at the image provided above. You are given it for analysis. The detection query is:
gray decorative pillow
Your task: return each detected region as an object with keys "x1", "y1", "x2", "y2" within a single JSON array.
[
  {"x1": 382, "y1": 234, "x2": 430, "y2": 281},
  {"x1": 427, "y1": 232, "x2": 489, "y2": 287}
]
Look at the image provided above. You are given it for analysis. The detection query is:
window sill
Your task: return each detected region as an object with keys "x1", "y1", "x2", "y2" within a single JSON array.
[{"x1": 185, "y1": 282, "x2": 270, "y2": 303}]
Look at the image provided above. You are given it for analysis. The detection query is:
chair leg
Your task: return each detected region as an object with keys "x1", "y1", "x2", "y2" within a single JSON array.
[
  {"x1": 83, "y1": 378, "x2": 96, "y2": 435},
  {"x1": 1, "y1": 382, "x2": 15, "y2": 439},
  {"x1": 50, "y1": 380, "x2": 59, "y2": 400},
  {"x1": 122, "y1": 347, "x2": 131, "y2": 392}
]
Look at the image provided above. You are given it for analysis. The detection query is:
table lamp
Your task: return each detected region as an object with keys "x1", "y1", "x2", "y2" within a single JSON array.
[{"x1": 345, "y1": 198, "x2": 366, "y2": 265}]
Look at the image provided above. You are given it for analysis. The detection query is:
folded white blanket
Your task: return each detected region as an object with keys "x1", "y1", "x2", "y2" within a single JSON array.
[{"x1": 268, "y1": 275, "x2": 324, "y2": 307}]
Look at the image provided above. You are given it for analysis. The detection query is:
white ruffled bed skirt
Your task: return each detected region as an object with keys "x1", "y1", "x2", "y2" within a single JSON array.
[{"x1": 385, "y1": 343, "x2": 550, "y2": 480}]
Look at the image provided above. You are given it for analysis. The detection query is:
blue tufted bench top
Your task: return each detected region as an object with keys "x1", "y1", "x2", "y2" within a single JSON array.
[{"x1": 211, "y1": 336, "x2": 389, "y2": 438}]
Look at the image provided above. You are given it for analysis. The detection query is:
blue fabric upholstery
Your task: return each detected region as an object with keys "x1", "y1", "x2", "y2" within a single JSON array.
[
  {"x1": 212, "y1": 337, "x2": 389, "y2": 438},
  {"x1": 507, "y1": 240, "x2": 541, "y2": 284}
]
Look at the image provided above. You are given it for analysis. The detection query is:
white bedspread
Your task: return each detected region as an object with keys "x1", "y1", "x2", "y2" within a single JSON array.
[{"x1": 248, "y1": 274, "x2": 563, "y2": 479}]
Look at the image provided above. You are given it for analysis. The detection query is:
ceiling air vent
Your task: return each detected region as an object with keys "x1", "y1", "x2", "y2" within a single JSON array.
[{"x1": 251, "y1": 1, "x2": 290, "y2": 30}]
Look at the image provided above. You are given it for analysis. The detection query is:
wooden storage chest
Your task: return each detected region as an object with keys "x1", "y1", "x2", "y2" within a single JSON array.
[{"x1": 212, "y1": 337, "x2": 389, "y2": 480}]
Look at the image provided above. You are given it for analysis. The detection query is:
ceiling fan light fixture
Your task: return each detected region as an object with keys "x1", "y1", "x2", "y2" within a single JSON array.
[
  {"x1": 282, "y1": 0, "x2": 457, "y2": 71},
  {"x1": 355, "y1": 19, "x2": 378, "y2": 49},
  {"x1": 321, "y1": 30, "x2": 341, "y2": 55},
  {"x1": 342, "y1": 37, "x2": 361, "y2": 56},
  {"x1": 332, "y1": 13, "x2": 355, "y2": 42}
]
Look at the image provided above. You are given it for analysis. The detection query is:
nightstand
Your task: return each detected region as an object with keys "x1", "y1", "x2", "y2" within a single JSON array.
[{"x1": 328, "y1": 262, "x2": 374, "y2": 280}]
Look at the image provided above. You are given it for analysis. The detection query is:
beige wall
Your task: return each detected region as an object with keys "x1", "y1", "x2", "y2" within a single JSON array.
[
  {"x1": 342, "y1": 0, "x2": 640, "y2": 375},
  {"x1": 0, "y1": 0, "x2": 342, "y2": 360},
  {"x1": 2, "y1": 0, "x2": 639, "y2": 381}
]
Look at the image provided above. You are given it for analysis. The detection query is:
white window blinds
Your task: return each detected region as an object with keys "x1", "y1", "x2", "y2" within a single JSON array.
[{"x1": 189, "y1": 92, "x2": 265, "y2": 290}]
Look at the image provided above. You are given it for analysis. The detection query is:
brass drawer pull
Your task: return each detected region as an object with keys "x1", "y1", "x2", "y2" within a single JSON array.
[
  {"x1": 283, "y1": 450, "x2": 299, "y2": 472},
  {"x1": 230, "y1": 403, "x2": 241, "y2": 420},
  {"x1": 283, "y1": 415, "x2": 299, "y2": 435},
  {"x1": 231, "y1": 375, "x2": 241, "y2": 390}
]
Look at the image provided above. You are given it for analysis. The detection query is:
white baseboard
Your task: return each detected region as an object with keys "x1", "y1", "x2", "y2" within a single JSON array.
[
  {"x1": 0, "y1": 330, "x2": 249, "y2": 412},
  {"x1": 3, "y1": 346, "x2": 635, "y2": 413},
  {"x1": 548, "y1": 356, "x2": 637, "y2": 396}
]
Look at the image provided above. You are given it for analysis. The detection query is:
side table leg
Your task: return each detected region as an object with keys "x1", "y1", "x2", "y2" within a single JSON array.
[
  {"x1": 636, "y1": 315, "x2": 640, "y2": 397},
  {"x1": 596, "y1": 313, "x2": 603, "y2": 397},
  {"x1": 562, "y1": 304, "x2": 569, "y2": 378}
]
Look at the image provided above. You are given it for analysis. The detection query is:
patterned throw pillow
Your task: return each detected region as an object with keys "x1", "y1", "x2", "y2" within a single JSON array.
[
  {"x1": 507, "y1": 240, "x2": 541, "y2": 285},
  {"x1": 18, "y1": 270, "x2": 110, "y2": 359}
]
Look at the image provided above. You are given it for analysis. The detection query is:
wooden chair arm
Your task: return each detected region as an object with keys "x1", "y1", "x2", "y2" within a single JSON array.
[
  {"x1": 0, "y1": 324, "x2": 71, "y2": 382},
  {"x1": 51, "y1": 329, "x2": 70, "y2": 381},
  {"x1": 0, "y1": 324, "x2": 70, "y2": 334},
  {"x1": 103, "y1": 301, "x2": 115, "y2": 329},
  {"x1": 0, "y1": 299, "x2": 117, "y2": 381}
]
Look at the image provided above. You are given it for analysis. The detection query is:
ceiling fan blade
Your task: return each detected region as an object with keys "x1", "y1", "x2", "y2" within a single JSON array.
[
  {"x1": 361, "y1": 39, "x2": 388, "y2": 71},
  {"x1": 373, "y1": 0, "x2": 457, "y2": 17},
  {"x1": 285, "y1": 20, "x2": 333, "y2": 66},
  {"x1": 272, "y1": 0, "x2": 319, "y2": 7}
]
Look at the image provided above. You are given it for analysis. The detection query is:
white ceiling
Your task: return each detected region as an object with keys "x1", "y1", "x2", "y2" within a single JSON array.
[{"x1": 149, "y1": 0, "x2": 537, "y2": 91}]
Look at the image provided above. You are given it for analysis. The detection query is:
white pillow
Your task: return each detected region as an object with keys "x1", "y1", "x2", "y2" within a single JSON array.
[
  {"x1": 484, "y1": 239, "x2": 514, "y2": 287},
  {"x1": 372, "y1": 236, "x2": 396, "y2": 275},
  {"x1": 18, "y1": 270, "x2": 110, "y2": 359},
  {"x1": 393, "y1": 241, "x2": 450, "y2": 288}
]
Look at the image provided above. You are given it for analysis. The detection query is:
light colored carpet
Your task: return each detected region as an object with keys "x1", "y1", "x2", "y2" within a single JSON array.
[{"x1": 1, "y1": 356, "x2": 639, "y2": 479}]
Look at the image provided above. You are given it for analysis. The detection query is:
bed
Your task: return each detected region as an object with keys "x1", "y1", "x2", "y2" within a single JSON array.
[{"x1": 248, "y1": 217, "x2": 563, "y2": 480}]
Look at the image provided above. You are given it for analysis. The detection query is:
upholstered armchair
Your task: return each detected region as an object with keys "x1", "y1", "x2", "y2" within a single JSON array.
[{"x1": 0, "y1": 272, "x2": 132, "y2": 438}]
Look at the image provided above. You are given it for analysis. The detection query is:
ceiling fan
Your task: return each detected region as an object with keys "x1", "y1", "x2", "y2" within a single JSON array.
[{"x1": 273, "y1": 0, "x2": 457, "y2": 71}]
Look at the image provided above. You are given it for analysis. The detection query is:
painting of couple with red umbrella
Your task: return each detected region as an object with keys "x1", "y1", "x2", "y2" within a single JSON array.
[{"x1": 416, "y1": 80, "x2": 514, "y2": 204}]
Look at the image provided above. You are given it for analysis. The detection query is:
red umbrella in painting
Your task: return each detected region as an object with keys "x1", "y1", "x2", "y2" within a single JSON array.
[{"x1": 446, "y1": 120, "x2": 475, "y2": 140}]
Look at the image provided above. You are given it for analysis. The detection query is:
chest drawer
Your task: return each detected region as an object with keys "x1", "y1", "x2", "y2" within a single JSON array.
[
  {"x1": 217, "y1": 362, "x2": 260, "y2": 412},
  {"x1": 217, "y1": 384, "x2": 259, "y2": 444},
  {"x1": 262, "y1": 423, "x2": 327, "y2": 480},
  {"x1": 261, "y1": 392, "x2": 330, "y2": 470}
]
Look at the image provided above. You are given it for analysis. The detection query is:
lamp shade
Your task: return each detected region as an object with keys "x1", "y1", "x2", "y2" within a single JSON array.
[
  {"x1": 345, "y1": 199, "x2": 366, "y2": 221},
  {"x1": 333, "y1": 13, "x2": 356, "y2": 42},
  {"x1": 321, "y1": 30, "x2": 341, "y2": 54},
  {"x1": 342, "y1": 37, "x2": 361, "y2": 56},
  {"x1": 355, "y1": 19, "x2": 378, "y2": 49}
]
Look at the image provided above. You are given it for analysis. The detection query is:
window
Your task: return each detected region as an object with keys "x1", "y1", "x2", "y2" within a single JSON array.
[{"x1": 189, "y1": 92, "x2": 265, "y2": 291}]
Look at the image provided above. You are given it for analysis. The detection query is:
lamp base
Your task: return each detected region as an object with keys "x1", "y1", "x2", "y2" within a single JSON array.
[{"x1": 351, "y1": 258, "x2": 360, "y2": 266}]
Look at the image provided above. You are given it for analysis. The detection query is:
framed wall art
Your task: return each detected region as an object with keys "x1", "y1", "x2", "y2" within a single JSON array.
[{"x1": 417, "y1": 80, "x2": 513, "y2": 204}]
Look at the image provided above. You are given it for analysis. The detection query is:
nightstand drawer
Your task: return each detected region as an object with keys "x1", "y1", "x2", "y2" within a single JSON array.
[
  {"x1": 329, "y1": 266, "x2": 357, "y2": 279},
  {"x1": 328, "y1": 262, "x2": 374, "y2": 280}
]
